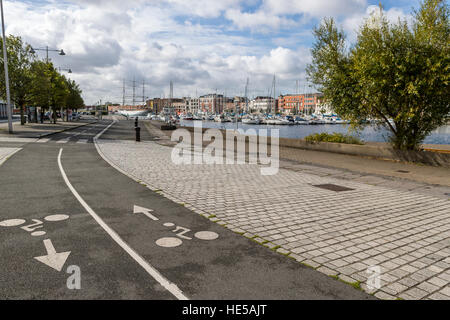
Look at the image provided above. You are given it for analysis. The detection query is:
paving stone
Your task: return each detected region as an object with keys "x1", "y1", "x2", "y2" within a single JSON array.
[
  {"x1": 402, "y1": 287, "x2": 428, "y2": 300},
  {"x1": 384, "y1": 282, "x2": 409, "y2": 295},
  {"x1": 276, "y1": 248, "x2": 290, "y2": 255},
  {"x1": 317, "y1": 266, "x2": 339, "y2": 277},
  {"x1": 302, "y1": 260, "x2": 321, "y2": 269},
  {"x1": 427, "y1": 276, "x2": 448, "y2": 288},
  {"x1": 428, "y1": 292, "x2": 450, "y2": 300},
  {"x1": 375, "y1": 291, "x2": 397, "y2": 300},
  {"x1": 417, "y1": 282, "x2": 440, "y2": 294},
  {"x1": 440, "y1": 286, "x2": 450, "y2": 297}
]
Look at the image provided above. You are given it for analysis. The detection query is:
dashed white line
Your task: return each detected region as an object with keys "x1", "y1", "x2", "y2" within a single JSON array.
[
  {"x1": 56, "y1": 139, "x2": 69, "y2": 144},
  {"x1": 57, "y1": 147, "x2": 188, "y2": 300},
  {"x1": 36, "y1": 138, "x2": 50, "y2": 143},
  {"x1": 76, "y1": 139, "x2": 88, "y2": 144}
]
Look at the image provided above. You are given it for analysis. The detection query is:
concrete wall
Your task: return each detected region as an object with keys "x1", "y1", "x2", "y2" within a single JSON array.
[{"x1": 176, "y1": 124, "x2": 450, "y2": 168}]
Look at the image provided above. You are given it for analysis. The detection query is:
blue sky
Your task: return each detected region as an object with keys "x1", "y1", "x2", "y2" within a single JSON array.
[{"x1": 3, "y1": 0, "x2": 425, "y2": 104}]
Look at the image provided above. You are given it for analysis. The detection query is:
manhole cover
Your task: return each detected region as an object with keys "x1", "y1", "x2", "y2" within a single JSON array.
[
  {"x1": 397, "y1": 170, "x2": 410, "y2": 173},
  {"x1": 313, "y1": 184, "x2": 355, "y2": 192}
]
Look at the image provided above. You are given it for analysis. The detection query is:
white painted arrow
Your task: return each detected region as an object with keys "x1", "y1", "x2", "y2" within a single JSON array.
[
  {"x1": 133, "y1": 205, "x2": 159, "y2": 221},
  {"x1": 34, "y1": 239, "x2": 71, "y2": 272}
]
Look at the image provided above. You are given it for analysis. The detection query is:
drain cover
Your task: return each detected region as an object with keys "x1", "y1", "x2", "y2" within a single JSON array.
[{"x1": 313, "y1": 184, "x2": 355, "y2": 192}]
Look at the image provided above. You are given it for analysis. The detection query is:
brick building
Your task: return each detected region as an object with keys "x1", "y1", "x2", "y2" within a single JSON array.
[
  {"x1": 199, "y1": 94, "x2": 224, "y2": 114},
  {"x1": 278, "y1": 93, "x2": 326, "y2": 114}
]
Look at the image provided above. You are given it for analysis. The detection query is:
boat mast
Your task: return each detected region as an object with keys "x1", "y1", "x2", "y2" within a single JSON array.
[{"x1": 272, "y1": 75, "x2": 276, "y2": 116}]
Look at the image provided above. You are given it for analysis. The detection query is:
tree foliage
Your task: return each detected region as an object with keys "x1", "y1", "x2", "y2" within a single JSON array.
[
  {"x1": 0, "y1": 35, "x2": 35, "y2": 124},
  {"x1": 307, "y1": 0, "x2": 450, "y2": 150},
  {"x1": 0, "y1": 35, "x2": 85, "y2": 124}
]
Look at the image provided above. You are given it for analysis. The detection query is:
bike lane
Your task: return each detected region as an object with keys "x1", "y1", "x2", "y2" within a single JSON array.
[{"x1": 0, "y1": 121, "x2": 174, "y2": 299}]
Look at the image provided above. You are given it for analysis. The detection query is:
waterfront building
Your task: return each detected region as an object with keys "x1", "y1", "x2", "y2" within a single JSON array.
[
  {"x1": 199, "y1": 94, "x2": 224, "y2": 114},
  {"x1": 185, "y1": 97, "x2": 200, "y2": 114},
  {"x1": 108, "y1": 104, "x2": 148, "y2": 113},
  {"x1": 278, "y1": 93, "x2": 326, "y2": 115},
  {"x1": 249, "y1": 96, "x2": 276, "y2": 113},
  {"x1": 278, "y1": 94, "x2": 304, "y2": 114},
  {"x1": 146, "y1": 98, "x2": 181, "y2": 114},
  {"x1": 172, "y1": 99, "x2": 185, "y2": 114}
]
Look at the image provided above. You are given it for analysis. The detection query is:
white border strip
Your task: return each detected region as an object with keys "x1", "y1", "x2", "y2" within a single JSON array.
[
  {"x1": 0, "y1": 147, "x2": 22, "y2": 167},
  {"x1": 57, "y1": 146, "x2": 188, "y2": 300}
]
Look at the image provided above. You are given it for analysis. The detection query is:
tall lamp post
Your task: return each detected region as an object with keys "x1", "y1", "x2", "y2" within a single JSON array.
[
  {"x1": 58, "y1": 67, "x2": 72, "y2": 121},
  {"x1": 30, "y1": 46, "x2": 65, "y2": 63},
  {"x1": 0, "y1": 0, "x2": 13, "y2": 133},
  {"x1": 30, "y1": 46, "x2": 66, "y2": 123},
  {"x1": 58, "y1": 67, "x2": 72, "y2": 74}
]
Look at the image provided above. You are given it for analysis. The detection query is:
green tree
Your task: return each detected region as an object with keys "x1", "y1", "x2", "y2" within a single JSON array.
[
  {"x1": 65, "y1": 78, "x2": 84, "y2": 120},
  {"x1": 307, "y1": 0, "x2": 450, "y2": 150},
  {"x1": 49, "y1": 67, "x2": 69, "y2": 124},
  {"x1": 0, "y1": 35, "x2": 35, "y2": 125},
  {"x1": 29, "y1": 60, "x2": 52, "y2": 122}
]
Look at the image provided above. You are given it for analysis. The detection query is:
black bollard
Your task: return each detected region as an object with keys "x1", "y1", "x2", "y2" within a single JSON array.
[
  {"x1": 135, "y1": 117, "x2": 138, "y2": 127},
  {"x1": 135, "y1": 126, "x2": 141, "y2": 142}
]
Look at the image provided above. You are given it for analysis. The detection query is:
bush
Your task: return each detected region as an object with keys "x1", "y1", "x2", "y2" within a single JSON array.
[{"x1": 304, "y1": 132, "x2": 364, "y2": 145}]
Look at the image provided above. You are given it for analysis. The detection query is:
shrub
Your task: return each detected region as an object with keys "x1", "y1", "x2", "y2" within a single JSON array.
[{"x1": 304, "y1": 132, "x2": 364, "y2": 145}]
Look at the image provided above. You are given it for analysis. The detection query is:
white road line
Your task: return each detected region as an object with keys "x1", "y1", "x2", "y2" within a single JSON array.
[
  {"x1": 56, "y1": 139, "x2": 69, "y2": 144},
  {"x1": 76, "y1": 139, "x2": 88, "y2": 144},
  {"x1": 36, "y1": 138, "x2": 50, "y2": 143},
  {"x1": 0, "y1": 137, "x2": 37, "y2": 143},
  {"x1": 57, "y1": 148, "x2": 188, "y2": 300}
]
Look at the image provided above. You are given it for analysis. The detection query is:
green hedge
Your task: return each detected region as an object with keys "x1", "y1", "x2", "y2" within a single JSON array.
[{"x1": 304, "y1": 132, "x2": 364, "y2": 145}]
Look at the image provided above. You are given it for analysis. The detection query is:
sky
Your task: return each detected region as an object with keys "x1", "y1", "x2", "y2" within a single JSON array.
[{"x1": 3, "y1": 0, "x2": 421, "y2": 105}]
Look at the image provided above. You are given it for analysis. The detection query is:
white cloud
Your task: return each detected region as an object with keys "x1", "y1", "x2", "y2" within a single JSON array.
[
  {"x1": 342, "y1": 5, "x2": 411, "y2": 41},
  {"x1": 1, "y1": 1, "x2": 414, "y2": 104}
]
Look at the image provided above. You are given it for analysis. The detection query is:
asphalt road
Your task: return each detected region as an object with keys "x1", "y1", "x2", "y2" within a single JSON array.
[{"x1": 0, "y1": 120, "x2": 375, "y2": 300}]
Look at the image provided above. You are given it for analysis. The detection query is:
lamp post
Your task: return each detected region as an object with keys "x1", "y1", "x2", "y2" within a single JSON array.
[
  {"x1": 30, "y1": 46, "x2": 66, "y2": 123},
  {"x1": 0, "y1": 0, "x2": 13, "y2": 133},
  {"x1": 57, "y1": 67, "x2": 72, "y2": 121},
  {"x1": 30, "y1": 46, "x2": 65, "y2": 63},
  {"x1": 58, "y1": 67, "x2": 72, "y2": 73}
]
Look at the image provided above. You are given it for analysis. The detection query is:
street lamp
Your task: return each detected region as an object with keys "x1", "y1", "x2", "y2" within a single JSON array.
[
  {"x1": 0, "y1": 0, "x2": 13, "y2": 133},
  {"x1": 30, "y1": 46, "x2": 67, "y2": 123},
  {"x1": 58, "y1": 67, "x2": 72, "y2": 73},
  {"x1": 30, "y1": 46, "x2": 65, "y2": 63}
]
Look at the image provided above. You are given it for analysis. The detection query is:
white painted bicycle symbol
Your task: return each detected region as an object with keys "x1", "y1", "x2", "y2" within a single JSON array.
[
  {"x1": 0, "y1": 214, "x2": 70, "y2": 237},
  {"x1": 134, "y1": 205, "x2": 219, "y2": 248}
]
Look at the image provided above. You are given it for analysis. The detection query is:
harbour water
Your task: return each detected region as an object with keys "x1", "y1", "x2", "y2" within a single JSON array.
[{"x1": 179, "y1": 121, "x2": 450, "y2": 145}]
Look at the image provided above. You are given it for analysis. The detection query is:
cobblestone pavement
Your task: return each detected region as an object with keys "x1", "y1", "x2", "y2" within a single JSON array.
[{"x1": 96, "y1": 139, "x2": 450, "y2": 300}]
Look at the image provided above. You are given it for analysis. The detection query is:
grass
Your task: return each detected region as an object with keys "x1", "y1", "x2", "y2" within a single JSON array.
[{"x1": 304, "y1": 132, "x2": 364, "y2": 145}]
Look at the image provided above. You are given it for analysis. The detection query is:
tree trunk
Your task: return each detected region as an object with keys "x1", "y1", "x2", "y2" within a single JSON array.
[
  {"x1": 20, "y1": 104, "x2": 25, "y2": 125},
  {"x1": 52, "y1": 105, "x2": 57, "y2": 124}
]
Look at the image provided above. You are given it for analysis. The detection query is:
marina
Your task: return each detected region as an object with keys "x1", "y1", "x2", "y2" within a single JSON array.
[{"x1": 177, "y1": 120, "x2": 450, "y2": 145}]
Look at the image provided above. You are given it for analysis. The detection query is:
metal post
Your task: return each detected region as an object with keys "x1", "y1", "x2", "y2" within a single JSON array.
[
  {"x1": 135, "y1": 126, "x2": 140, "y2": 142},
  {"x1": 0, "y1": 0, "x2": 13, "y2": 134}
]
